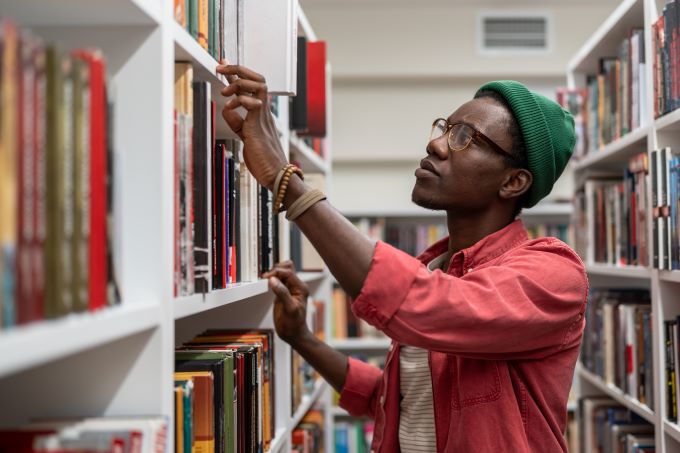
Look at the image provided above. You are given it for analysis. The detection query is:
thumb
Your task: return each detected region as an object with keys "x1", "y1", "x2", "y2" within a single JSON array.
[{"x1": 269, "y1": 277, "x2": 296, "y2": 312}]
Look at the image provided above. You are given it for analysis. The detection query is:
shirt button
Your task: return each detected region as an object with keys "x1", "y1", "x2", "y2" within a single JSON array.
[
  {"x1": 388, "y1": 343, "x2": 394, "y2": 352},
  {"x1": 379, "y1": 395, "x2": 385, "y2": 405},
  {"x1": 467, "y1": 267, "x2": 473, "y2": 273}
]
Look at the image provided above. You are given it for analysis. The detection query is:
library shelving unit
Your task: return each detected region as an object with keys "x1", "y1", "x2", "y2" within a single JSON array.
[
  {"x1": 567, "y1": 0, "x2": 680, "y2": 451},
  {"x1": 0, "y1": 0, "x2": 334, "y2": 452}
]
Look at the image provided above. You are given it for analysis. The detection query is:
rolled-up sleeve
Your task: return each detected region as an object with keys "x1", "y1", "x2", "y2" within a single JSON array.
[
  {"x1": 351, "y1": 240, "x2": 588, "y2": 360},
  {"x1": 338, "y1": 357, "x2": 383, "y2": 418}
]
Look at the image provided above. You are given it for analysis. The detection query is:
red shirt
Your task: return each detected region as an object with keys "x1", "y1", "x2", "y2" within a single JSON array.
[{"x1": 338, "y1": 219, "x2": 588, "y2": 452}]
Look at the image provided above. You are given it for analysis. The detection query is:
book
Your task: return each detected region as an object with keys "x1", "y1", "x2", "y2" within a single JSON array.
[
  {"x1": 174, "y1": 371, "x2": 215, "y2": 453},
  {"x1": 175, "y1": 379, "x2": 194, "y2": 453},
  {"x1": 192, "y1": 81, "x2": 211, "y2": 294}
]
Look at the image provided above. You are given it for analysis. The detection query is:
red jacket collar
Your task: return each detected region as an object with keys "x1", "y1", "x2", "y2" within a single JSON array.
[{"x1": 417, "y1": 219, "x2": 529, "y2": 270}]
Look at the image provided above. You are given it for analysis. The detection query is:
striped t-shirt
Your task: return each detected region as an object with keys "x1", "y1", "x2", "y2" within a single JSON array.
[{"x1": 398, "y1": 251, "x2": 451, "y2": 452}]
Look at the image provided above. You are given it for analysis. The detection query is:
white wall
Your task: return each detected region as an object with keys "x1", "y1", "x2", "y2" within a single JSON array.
[{"x1": 300, "y1": 0, "x2": 619, "y2": 212}]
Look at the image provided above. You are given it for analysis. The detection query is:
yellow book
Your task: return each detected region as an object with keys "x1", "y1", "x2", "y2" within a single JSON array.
[
  {"x1": 174, "y1": 371, "x2": 214, "y2": 453},
  {"x1": 198, "y1": 0, "x2": 209, "y2": 50},
  {"x1": 174, "y1": 385, "x2": 184, "y2": 453}
]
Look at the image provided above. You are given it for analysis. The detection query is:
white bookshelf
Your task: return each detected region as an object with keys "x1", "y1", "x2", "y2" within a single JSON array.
[
  {"x1": 0, "y1": 1, "x2": 333, "y2": 451},
  {"x1": 567, "y1": 0, "x2": 680, "y2": 450}
]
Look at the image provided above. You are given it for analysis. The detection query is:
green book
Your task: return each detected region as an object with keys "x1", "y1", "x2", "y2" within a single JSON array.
[
  {"x1": 175, "y1": 379, "x2": 194, "y2": 453},
  {"x1": 176, "y1": 350, "x2": 235, "y2": 453},
  {"x1": 208, "y1": 0, "x2": 215, "y2": 57},
  {"x1": 189, "y1": 0, "x2": 198, "y2": 39},
  {"x1": 45, "y1": 46, "x2": 65, "y2": 319}
]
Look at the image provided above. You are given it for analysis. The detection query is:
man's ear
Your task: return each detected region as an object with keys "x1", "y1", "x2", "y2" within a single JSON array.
[{"x1": 499, "y1": 168, "x2": 533, "y2": 201}]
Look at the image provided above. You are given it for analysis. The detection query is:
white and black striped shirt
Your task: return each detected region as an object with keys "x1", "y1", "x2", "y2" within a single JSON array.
[{"x1": 398, "y1": 251, "x2": 451, "y2": 452}]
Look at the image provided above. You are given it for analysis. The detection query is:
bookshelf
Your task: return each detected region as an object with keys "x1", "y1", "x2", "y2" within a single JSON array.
[
  {"x1": 567, "y1": 0, "x2": 680, "y2": 450},
  {"x1": 0, "y1": 1, "x2": 333, "y2": 452}
]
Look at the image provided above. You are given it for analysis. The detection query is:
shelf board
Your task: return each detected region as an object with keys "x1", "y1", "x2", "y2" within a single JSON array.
[
  {"x1": 173, "y1": 22, "x2": 239, "y2": 140},
  {"x1": 567, "y1": 0, "x2": 643, "y2": 75},
  {"x1": 0, "y1": 303, "x2": 161, "y2": 378},
  {"x1": 660, "y1": 270, "x2": 680, "y2": 283},
  {"x1": 572, "y1": 126, "x2": 649, "y2": 172},
  {"x1": 654, "y1": 108, "x2": 680, "y2": 133},
  {"x1": 578, "y1": 366, "x2": 656, "y2": 424},
  {"x1": 330, "y1": 406, "x2": 350, "y2": 417},
  {"x1": 174, "y1": 280, "x2": 270, "y2": 319},
  {"x1": 520, "y1": 202, "x2": 573, "y2": 217},
  {"x1": 289, "y1": 133, "x2": 329, "y2": 174},
  {"x1": 269, "y1": 427, "x2": 289, "y2": 453},
  {"x1": 586, "y1": 264, "x2": 651, "y2": 280},
  {"x1": 290, "y1": 379, "x2": 328, "y2": 429},
  {"x1": 328, "y1": 337, "x2": 392, "y2": 350},
  {"x1": 1, "y1": 0, "x2": 160, "y2": 26},
  {"x1": 665, "y1": 420, "x2": 680, "y2": 444}
]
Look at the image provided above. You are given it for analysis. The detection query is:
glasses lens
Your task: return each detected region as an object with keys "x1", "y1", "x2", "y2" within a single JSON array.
[
  {"x1": 448, "y1": 123, "x2": 474, "y2": 151},
  {"x1": 429, "y1": 119, "x2": 448, "y2": 142}
]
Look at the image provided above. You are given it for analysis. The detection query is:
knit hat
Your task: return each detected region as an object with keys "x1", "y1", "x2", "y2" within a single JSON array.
[{"x1": 474, "y1": 80, "x2": 575, "y2": 208}]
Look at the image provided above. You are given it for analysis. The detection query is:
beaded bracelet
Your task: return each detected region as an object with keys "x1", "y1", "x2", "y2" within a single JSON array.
[{"x1": 273, "y1": 164, "x2": 304, "y2": 214}]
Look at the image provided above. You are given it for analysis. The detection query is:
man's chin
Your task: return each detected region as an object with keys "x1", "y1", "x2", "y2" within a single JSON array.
[{"x1": 411, "y1": 188, "x2": 444, "y2": 211}]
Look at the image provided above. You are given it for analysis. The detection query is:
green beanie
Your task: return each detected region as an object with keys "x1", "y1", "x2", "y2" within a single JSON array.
[{"x1": 474, "y1": 80, "x2": 575, "y2": 208}]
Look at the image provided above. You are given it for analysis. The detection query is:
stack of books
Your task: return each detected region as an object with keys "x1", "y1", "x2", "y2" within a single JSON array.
[
  {"x1": 174, "y1": 329, "x2": 275, "y2": 453},
  {"x1": 334, "y1": 420, "x2": 374, "y2": 453},
  {"x1": 573, "y1": 152, "x2": 650, "y2": 267},
  {"x1": 652, "y1": 0, "x2": 680, "y2": 118},
  {"x1": 0, "y1": 20, "x2": 118, "y2": 329},
  {"x1": 579, "y1": 397, "x2": 654, "y2": 453},
  {"x1": 586, "y1": 28, "x2": 647, "y2": 153},
  {"x1": 174, "y1": 63, "x2": 279, "y2": 296},
  {"x1": 0, "y1": 417, "x2": 168, "y2": 452},
  {"x1": 650, "y1": 147, "x2": 680, "y2": 270},
  {"x1": 581, "y1": 289, "x2": 653, "y2": 409},
  {"x1": 174, "y1": 0, "x2": 243, "y2": 64},
  {"x1": 292, "y1": 409, "x2": 324, "y2": 453}
]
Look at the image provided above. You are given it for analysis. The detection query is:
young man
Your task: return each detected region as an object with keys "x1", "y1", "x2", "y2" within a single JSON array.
[{"x1": 218, "y1": 64, "x2": 587, "y2": 452}]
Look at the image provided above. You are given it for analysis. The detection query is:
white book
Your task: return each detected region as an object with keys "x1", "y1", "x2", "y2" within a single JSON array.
[
  {"x1": 603, "y1": 302, "x2": 616, "y2": 384},
  {"x1": 582, "y1": 398, "x2": 619, "y2": 453}
]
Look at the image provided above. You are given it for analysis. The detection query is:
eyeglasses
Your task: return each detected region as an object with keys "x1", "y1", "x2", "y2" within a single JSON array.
[{"x1": 429, "y1": 118, "x2": 512, "y2": 158}]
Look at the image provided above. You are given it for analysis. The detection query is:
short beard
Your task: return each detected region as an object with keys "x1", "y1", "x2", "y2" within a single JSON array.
[{"x1": 411, "y1": 191, "x2": 445, "y2": 211}]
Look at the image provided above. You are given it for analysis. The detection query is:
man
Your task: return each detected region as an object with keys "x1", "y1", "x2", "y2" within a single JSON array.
[{"x1": 218, "y1": 64, "x2": 587, "y2": 452}]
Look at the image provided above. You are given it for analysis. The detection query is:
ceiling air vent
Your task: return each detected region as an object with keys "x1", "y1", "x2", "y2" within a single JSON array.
[{"x1": 480, "y1": 14, "x2": 550, "y2": 53}]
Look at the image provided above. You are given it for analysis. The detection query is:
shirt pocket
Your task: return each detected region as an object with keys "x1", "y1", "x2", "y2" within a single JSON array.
[{"x1": 451, "y1": 356, "x2": 502, "y2": 409}]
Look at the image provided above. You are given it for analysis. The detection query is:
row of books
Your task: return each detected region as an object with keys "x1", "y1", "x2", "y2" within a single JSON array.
[
  {"x1": 666, "y1": 317, "x2": 680, "y2": 425},
  {"x1": 331, "y1": 287, "x2": 386, "y2": 341},
  {"x1": 579, "y1": 397, "x2": 654, "y2": 453},
  {"x1": 174, "y1": 329, "x2": 275, "y2": 453},
  {"x1": 291, "y1": 409, "x2": 324, "y2": 453},
  {"x1": 663, "y1": 317, "x2": 680, "y2": 423},
  {"x1": 291, "y1": 299, "x2": 325, "y2": 415},
  {"x1": 174, "y1": 63, "x2": 279, "y2": 296},
  {"x1": 0, "y1": 21, "x2": 119, "y2": 330},
  {"x1": 174, "y1": 0, "x2": 242, "y2": 64},
  {"x1": 651, "y1": 147, "x2": 680, "y2": 270},
  {"x1": 587, "y1": 28, "x2": 647, "y2": 155},
  {"x1": 580, "y1": 290, "x2": 654, "y2": 410},
  {"x1": 0, "y1": 417, "x2": 168, "y2": 453},
  {"x1": 573, "y1": 152, "x2": 650, "y2": 267},
  {"x1": 334, "y1": 420, "x2": 374, "y2": 453},
  {"x1": 351, "y1": 217, "x2": 448, "y2": 258},
  {"x1": 652, "y1": 1, "x2": 680, "y2": 118},
  {"x1": 525, "y1": 222, "x2": 570, "y2": 245}
]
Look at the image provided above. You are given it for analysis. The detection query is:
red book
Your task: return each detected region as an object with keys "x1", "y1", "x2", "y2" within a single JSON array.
[
  {"x1": 174, "y1": 110, "x2": 180, "y2": 296},
  {"x1": 303, "y1": 41, "x2": 326, "y2": 137},
  {"x1": 72, "y1": 50, "x2": 107, "y2": 311}
]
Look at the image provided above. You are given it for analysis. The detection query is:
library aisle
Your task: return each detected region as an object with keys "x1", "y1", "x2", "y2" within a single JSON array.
[{"x1": 4, "y1": 0, "x2": 680, "y2": 452}]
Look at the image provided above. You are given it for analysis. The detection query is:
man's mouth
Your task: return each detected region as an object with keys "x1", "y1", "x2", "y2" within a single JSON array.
[{"x1": 417, "y1": 159, "x2": 439, "y2": 176}]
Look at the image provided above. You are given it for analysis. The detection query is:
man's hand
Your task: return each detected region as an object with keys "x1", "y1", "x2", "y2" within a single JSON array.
[
  {"x1": 263, "y1": 261, "x2": 311, "y2": 346},
  {"x1": 217, "y1": 63, "x2": 287, "y2": 191}
]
